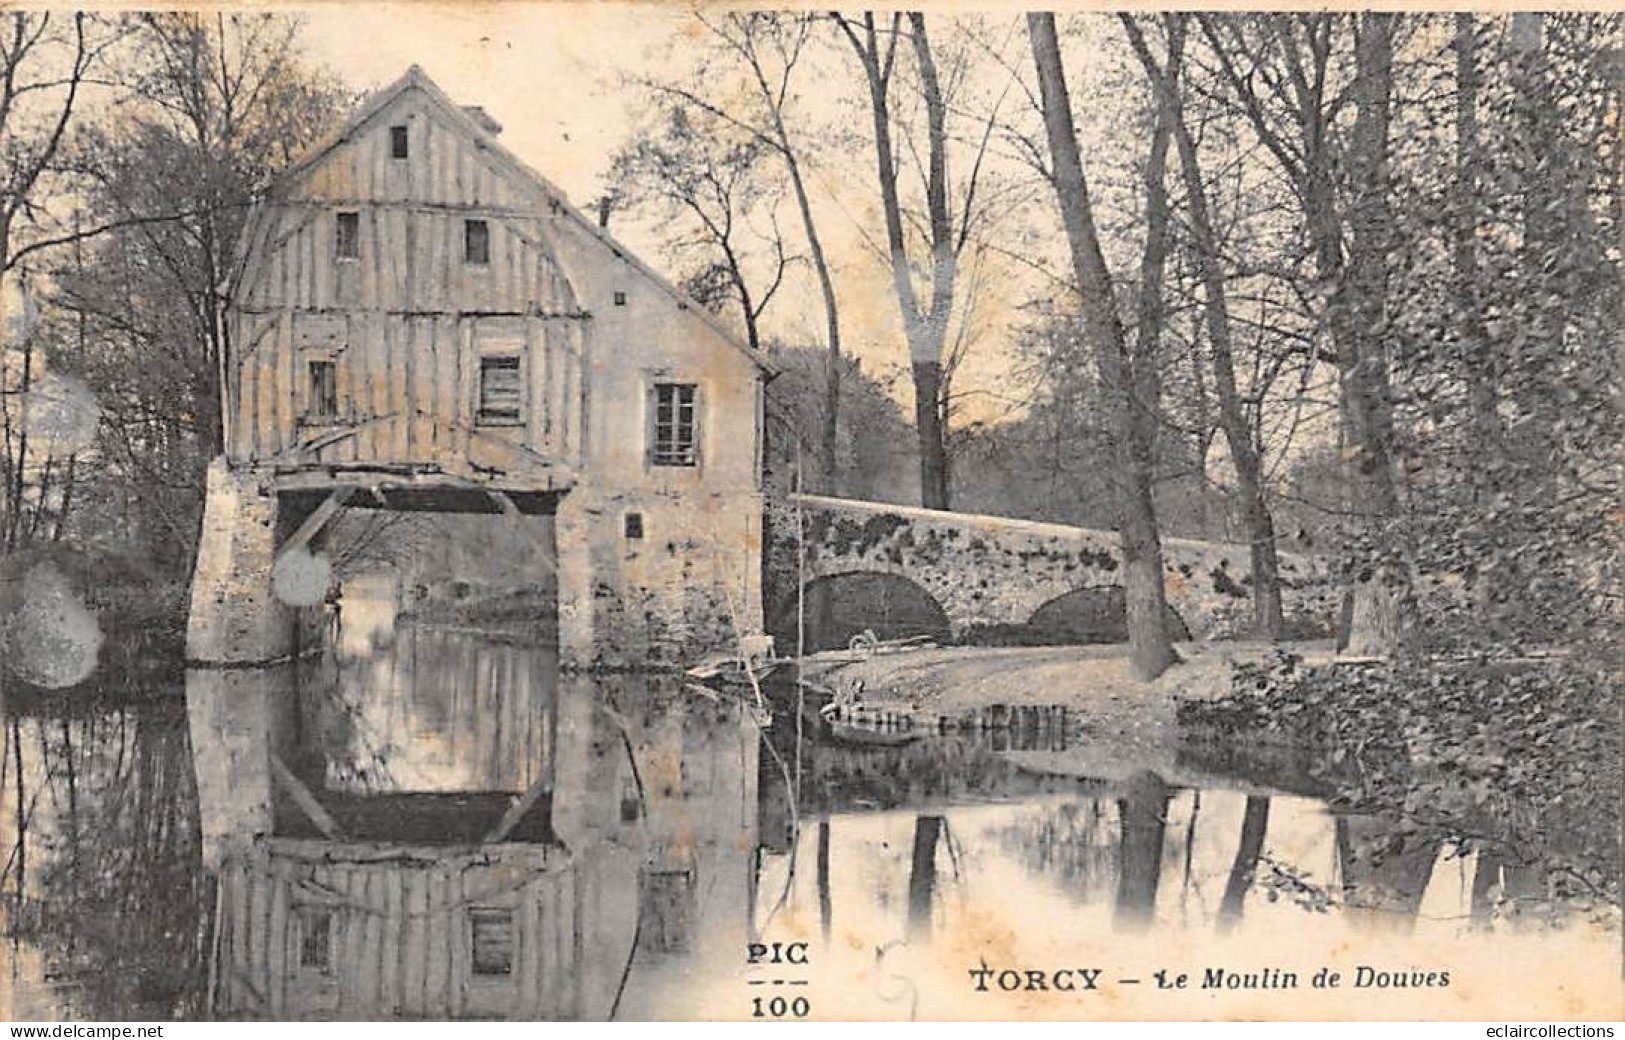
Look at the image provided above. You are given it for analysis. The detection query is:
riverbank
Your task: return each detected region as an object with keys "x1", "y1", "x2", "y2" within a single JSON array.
[{"x1": 796, "y1": 639, "x2": 1336, "y2": 790}]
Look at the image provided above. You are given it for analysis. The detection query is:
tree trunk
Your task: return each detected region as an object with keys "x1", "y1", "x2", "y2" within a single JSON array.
[
  {"x1": 779, "y1": 155, "x2": 841, "y2": 493},
  {"x1": 1124, "y1": 14, "x2": 1286, "y2": 640},
  {"x1": 817, "y1": 818, "x2": 832, "y2": 941},
  {"x1": 912, "y1": 361, "x2": 950, "y2": 510},
  {"x1": 1029, "y1": 13, "x2": 1177, "y2": 680},
  {"x1": 1340, "y1": 13, "x2": 1413, "y2": 657},
  {"x1": 1454, "y1": 14, "x2": 1501, "y2": 632},
  {"x1": 761, "y1": 88, "x2": 842, "y2": 493},
  {"x1": 840, "y1": 13, "x2": 958, "y2": 511}
]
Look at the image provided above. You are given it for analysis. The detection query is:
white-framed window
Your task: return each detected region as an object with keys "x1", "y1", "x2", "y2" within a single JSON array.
[{"x1": 650, "y1": 382, "x2": 698, "y2": 467}]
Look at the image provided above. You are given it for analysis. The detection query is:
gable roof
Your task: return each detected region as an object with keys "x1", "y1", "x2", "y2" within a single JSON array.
[{"x1": 249, "y1": 65, "x2": 773, "y2": 376}]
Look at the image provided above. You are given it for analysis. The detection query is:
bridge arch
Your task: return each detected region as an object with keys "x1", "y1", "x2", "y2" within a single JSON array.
[
  {"x1": 768, "y1": 570, "x2": 950, "y2": 654},
  {"x1": 785, "y1": 494, "x2": 1334, "y2": 646},
  {"x1": 1025, "y1": 585, "x2": 1190, "y2": 644}
]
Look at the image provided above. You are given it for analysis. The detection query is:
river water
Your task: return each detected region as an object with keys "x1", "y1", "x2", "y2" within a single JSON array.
[{"x1": 0, "y1": 601, "x2": 1618, "y2": 1021}]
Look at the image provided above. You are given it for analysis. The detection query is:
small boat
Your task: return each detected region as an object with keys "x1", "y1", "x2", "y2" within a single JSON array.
[
  {"x1": 847, "y1": 629, "x2": 936, "y2": 657},
  {"x1": 819, "y1": 680, "x2": 926, "y2": 745},
  {"x1": 685, "y1": 653, "x2": 779, "y2": 685}
]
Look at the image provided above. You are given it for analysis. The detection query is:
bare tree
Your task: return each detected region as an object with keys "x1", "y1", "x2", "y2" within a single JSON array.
[
  {"x1": 611, "y1": 103, "x2": 792, "y2": 353},
  {"x1": 838, "y1": 11, "x2": 1001, "y2": 507},
  {"x1": 1196, "y1": 13, "x2": 1412, "y2": 653},
  {"x1": 645, "y1": 14, "x2": 847, "y2": 491},
  {"x1": 1124, "y1": 13, "x2": 1286, "y2": 639},
  {"x1": 1027, "y1": 12, "x2": 1179, "y2": 680},
  {"x1": 0, "y1": 13, "x2": 115, "y2": 554}
]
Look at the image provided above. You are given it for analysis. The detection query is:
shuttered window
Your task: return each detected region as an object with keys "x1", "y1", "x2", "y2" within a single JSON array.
[
  {"x1": 335, "y1": 212, "x2": 360, "y2": 260},
  {"x1": 469, "y1": 908, "x2": 514, "y2": 976},
  {"x1": 477, "y1": 355, "x2": 522, "y2": 425},
  {"x1": 308, "y1": 360, "x2": 338, "y2": 420},
  {"x1": 651, "y1": 383, "x2": 698, "y2": 467},
  {"x1": 465, "y1": 219, "x2": 490, "y2": 265}
]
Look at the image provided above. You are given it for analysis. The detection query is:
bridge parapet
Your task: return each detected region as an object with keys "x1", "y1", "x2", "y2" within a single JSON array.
[{"x1": 786, "y1": 494, "x2": 1335, "y2": 642}]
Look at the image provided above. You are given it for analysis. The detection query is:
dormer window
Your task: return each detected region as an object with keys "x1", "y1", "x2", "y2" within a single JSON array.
[
  {"x1": 390, "y1": 124, "x2": 409, "y2": 159},
  {"x1": 335, "y1": 212, "x2": 360, "y2": 261},
  {"x1": 465, "y1": 220, "x2": 490, "y2": 265}
]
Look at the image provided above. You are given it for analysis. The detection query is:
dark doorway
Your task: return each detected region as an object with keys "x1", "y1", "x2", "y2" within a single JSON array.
[{"x1": 770, "y1": 572, "x2": 950, "y2": 653}]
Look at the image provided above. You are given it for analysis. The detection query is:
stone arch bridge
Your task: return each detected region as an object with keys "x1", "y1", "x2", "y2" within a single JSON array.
[{"x1": 778, "y1": 494, "x2": 1334, "y2": 648}]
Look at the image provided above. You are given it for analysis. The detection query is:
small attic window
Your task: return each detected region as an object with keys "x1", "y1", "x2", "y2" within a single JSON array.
[
  {"x1": 335, "y1": 212, "x2": 360, "y2": 261},
  {"x1": 465, "y1": 220, "x2": 490, "y2": 265},
  {"x1": 390, "y1": 124, "x2": 409, "y2": 159},
  {"x1": 613, "y1": 291, "x2": 627, "y2": 306}
]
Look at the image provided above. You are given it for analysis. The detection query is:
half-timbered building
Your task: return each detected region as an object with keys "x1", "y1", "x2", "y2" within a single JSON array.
[{"x1": 189, "y1": 66, "x2": 769, "y2": 671}]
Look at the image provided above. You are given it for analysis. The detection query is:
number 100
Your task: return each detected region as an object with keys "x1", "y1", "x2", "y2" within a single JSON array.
[{"x1": 751, "y1": 995, "x2": 810, "y2": 1018}]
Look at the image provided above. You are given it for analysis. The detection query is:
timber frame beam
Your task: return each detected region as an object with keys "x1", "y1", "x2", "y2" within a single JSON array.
[
  {"x1": 485, "y1": 773, "x2": 553, "y2": 844},
  {"x1": 270, "y1": 753, "x2": 346, "y2": 841},
  {"x1": 275, "y1": 487, "x2": 352, "y2": 566}
]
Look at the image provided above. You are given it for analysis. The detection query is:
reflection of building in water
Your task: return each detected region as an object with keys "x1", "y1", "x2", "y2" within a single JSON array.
[
  {"x1": 210, "y1": 839, "x2": 575, "y2": 1019},
  {"x1": 553, "y1": 680, "x2": 759, "y2": 1020},
  {"x1": 192, "y1": 596, "x2": 758, "y2": 1020}
]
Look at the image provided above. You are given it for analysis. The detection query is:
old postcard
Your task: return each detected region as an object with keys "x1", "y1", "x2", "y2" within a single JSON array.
[{"x1": 0, "y1": 2, "x2": 1618, "y2": 1025}]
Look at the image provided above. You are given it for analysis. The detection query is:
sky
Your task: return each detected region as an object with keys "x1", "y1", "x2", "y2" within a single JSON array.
[{"x1": 299, "y1": 4, "x2": 676, "y2": 210}]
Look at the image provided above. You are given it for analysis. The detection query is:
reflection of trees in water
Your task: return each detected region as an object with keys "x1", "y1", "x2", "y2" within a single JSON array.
[
  {"x1": 781, "y1": 735, "x2": 1080, "y2": 817},
  {"x1": 994, "y1": 799, "x2": 1119, "y2": 906},
  {"x1": 1217, "y1": 796, "x2": 1270, "y2": 931},
  {"x1": 990, "y1": 772, "x2": 1173, "y2": 933},
  {"x1": 1334, "y1": 815, "x2": 1442, "y2": 934},
  {"x1": 906, "y1": 816, "x2": 944, "y2": 941},
  {"x1": 1113, "y1": 772, "x2": 1171, "y2": 933},
  {"x1": 2, "y1": 695, "x2": 206, "y2": 1018}
]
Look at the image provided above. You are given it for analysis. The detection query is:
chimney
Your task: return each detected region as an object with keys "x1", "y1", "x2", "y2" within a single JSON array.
[
  {"x1": 597, "y1": 196, "x2": 612, "y2": 231},
  {"x1": 461, "y1": 105, "x2": 503, "y2": 136}
]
